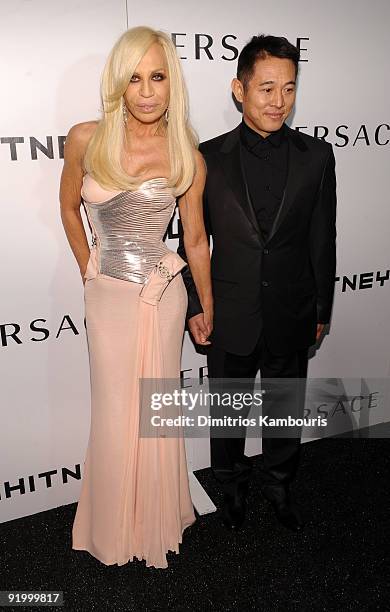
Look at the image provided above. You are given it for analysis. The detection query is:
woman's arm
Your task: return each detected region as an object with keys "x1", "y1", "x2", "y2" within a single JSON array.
[
  {"x1": 178, "y1": 150, "x2": 213, "y2": 343},
  {"x1": 59, "y1": 122, "x2": 96, "y2": 283}
]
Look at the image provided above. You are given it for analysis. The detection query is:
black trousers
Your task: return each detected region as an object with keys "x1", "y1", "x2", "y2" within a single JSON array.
[{"x1": 206, "y1": 332, "x2": 309, "y2": 495}]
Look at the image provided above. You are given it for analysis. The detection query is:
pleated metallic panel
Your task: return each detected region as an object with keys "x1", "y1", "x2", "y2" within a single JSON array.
[{"x1": 84, "y1": 178, "x2": 176, "y2": 284}]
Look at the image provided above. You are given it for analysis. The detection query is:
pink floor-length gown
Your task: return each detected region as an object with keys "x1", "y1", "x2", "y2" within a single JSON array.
[{"x1": 71, "y1": 175, "x2": 196, "y2": 569}]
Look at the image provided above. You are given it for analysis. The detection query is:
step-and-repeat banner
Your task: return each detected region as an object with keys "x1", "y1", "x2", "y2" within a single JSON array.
[{"x1": 1, "y1": 0, "x2": 389, "y2": 521}]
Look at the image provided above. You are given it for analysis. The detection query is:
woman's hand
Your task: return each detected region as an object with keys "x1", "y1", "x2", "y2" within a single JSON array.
[
  {"x1": 203, "y1": 305, "x2": 213, "y2": 338},
  {"x1": 189, "y1": 306, "x2": 213, "y2": 346}
]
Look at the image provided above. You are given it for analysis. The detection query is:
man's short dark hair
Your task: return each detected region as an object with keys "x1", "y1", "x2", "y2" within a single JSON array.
[{"x1": 237, "y1": 35, "x2": 300, "y2": 89}]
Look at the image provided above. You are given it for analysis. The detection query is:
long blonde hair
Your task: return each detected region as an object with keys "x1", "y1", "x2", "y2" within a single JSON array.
[{"x1": 84, "y1": 26, "x2": 197, "y2": 196}]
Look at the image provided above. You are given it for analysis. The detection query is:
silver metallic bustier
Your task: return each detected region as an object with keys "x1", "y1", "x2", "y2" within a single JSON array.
[{"x1": 83, "y1": 178, "x2": 176, "y2": 284}]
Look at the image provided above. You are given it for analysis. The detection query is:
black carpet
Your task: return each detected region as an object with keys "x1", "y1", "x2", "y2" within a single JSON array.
[{"x1": 1, "y1": 437, "x2": 390, "y2": 611}]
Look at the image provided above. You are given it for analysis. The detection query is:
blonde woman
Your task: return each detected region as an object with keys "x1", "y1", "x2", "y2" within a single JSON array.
[{"x1": 60, "y1": 26, "x2": 213, "y2": 569}]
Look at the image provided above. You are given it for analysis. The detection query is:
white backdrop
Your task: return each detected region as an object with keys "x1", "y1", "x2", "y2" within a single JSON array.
[{"x1": 1, "y1": 0, "x2": 389, "y2": 522}]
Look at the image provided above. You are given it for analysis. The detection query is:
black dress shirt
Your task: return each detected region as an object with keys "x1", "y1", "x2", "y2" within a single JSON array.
[{"x1": 240, "y1": 119, "x2": 289, "y2": 241}]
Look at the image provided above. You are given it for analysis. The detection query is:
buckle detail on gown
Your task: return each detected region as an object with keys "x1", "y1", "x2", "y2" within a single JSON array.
[{"x1": 139, "y1": 252, "x2": 187, "y2": 305}]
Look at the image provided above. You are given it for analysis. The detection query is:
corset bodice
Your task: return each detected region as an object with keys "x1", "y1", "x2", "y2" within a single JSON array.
[{"x1": 82, "y1": 175, "x2": 176, "y2": 284}]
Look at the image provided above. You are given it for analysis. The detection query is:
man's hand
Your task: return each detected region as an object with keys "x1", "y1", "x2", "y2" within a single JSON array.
[
  {"x1": 316, "y1": 323, "x2": 325, "y2": 341},
  {"x1": 188, "y1": 312, "x2": 213, "y2": 345}
]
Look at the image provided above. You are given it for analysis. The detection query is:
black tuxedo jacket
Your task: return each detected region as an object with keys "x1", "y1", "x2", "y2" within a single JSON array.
[{"x1": 177, "y1": 124, "x2": 337, "y2": 356}]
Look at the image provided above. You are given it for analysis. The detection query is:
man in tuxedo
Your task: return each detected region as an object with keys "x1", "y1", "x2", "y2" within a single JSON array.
[{"x1": 178, "y1": 35, "x2": 337, "y2": 531}]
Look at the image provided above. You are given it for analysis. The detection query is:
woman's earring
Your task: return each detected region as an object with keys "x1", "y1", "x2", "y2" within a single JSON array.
[
  {"x1": 165, "y1": 108, "x2": 169, "y2": 122},
  {"x1": 122, "y1": 99, "x2": 128, "y2": 124}
]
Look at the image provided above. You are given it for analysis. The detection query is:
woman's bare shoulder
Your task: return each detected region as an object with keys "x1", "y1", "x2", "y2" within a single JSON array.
[
  {"x1": 64, "y1": 121, "x2": 99, "y2": 160},
  {"x1": 194, "y1": 147, "x2": 207, "y2": 176},
  {"x1": 67, "y1": 121, "x2": 98, "y2": 145}
]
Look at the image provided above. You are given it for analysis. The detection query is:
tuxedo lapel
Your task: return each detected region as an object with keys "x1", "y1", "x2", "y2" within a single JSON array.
[
  {"x1": 266, "y1": 127, "x2": 308, "y2": 243},
  {"x1": 218, "y1": 127, "x2": 263, "y2": 239},
  {"x1": 215, "y1": 124, "x2": 308, "y2": 244}
]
